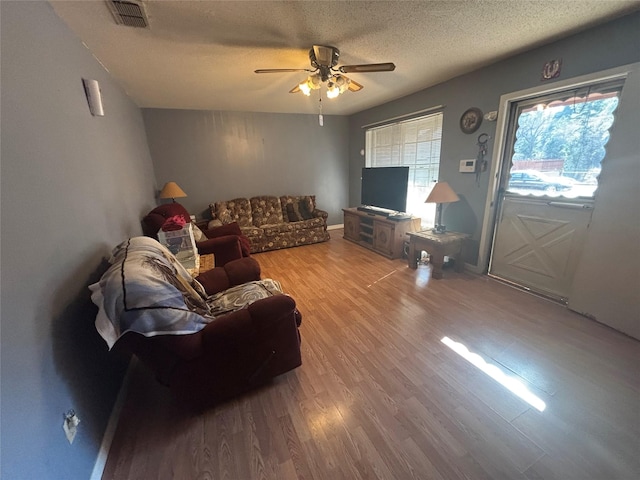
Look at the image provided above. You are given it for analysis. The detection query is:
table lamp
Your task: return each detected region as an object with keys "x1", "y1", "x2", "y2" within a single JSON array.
[
  {"x1": 425, "y1": 181, "x2": 460, "y2": 233},
  {"x1": 159, "y1": 182, "x2": 187, "y2": 203}
]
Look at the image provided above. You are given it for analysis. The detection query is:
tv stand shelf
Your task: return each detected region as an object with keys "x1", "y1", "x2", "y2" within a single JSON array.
[{"x1": 343, "y1": 208, "x2": 421, "y2": 259}]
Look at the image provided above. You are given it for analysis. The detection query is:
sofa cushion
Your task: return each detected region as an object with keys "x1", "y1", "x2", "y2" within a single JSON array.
[
  {"x1": 250, "y1": 196, "x2": 284, "y2": 226},
  {"x1": 213, "y1": 198, "x2": 253, "y2": 227},
  {"x1": 280, "y1": 195, "x2": 316, "y2": 222},
  {"x1": 240, "y1": 225, "x2": 263, "y2": 237},
  {"x1": 286, "y1": 203, "x2": 304, "y2": 222},
  {"x1": 298, "y1": 198, "x2": 314, "y2": 219},
  {"x1": 292, "y1": 217, "x2": 325, "y2": 232},
  {"x1": 262, "y1": 223, "x2": 295, "y2": 236}
]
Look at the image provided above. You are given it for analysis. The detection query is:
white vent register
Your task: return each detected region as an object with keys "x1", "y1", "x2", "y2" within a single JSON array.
[{"x1": 106, "y1": 0, "x2": 149, "y2": 28}]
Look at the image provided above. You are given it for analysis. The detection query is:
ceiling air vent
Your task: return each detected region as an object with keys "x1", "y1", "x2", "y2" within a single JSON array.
[{"x1": 106, "y1": 0, "x2": 149, "y2": 28}]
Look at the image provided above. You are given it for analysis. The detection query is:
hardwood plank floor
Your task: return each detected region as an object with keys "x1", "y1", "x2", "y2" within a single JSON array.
[{"x1": 102, "y1": 231, "x2": 640, "y2": 479}]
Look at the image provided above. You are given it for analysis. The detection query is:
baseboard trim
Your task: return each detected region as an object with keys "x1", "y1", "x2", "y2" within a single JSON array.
[
  {"x1": 328, "y1": 223, "x2": 344, "y2": 231},
  {"x1": 464, "y1": 263, "x2": 484, "y2": 274},
  {"x1": 90, "y1": 357, "x2": 137, "y2": 480}
]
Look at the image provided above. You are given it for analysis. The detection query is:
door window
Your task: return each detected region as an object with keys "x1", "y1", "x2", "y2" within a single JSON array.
[{"x1": 505, "y1": 80, "x2": 623, "y2": 198}]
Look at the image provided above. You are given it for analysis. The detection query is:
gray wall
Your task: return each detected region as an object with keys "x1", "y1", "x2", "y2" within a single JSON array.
[
  {"x1": 1, "y1": 2, "x2": 157, "y2": 479},
  {"x1": 142, "y1": 109, "x2": 349, "y2": 225},
  {"x1": 348, "y1": 12, "x2": 640, "y2": 265},
  {"x1": 1, "y1": 4, "x2": 637, "y2": 478}
]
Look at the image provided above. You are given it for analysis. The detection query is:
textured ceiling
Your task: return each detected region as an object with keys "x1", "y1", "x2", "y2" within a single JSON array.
[{"x1": 49, "y1": 0, "x2": 640, "y2": 116}]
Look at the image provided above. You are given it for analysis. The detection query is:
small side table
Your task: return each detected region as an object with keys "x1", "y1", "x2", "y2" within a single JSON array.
[
  {"x1": 181, "y1": 254, "x2": 215, "y2": 278},
  {"x1": 199, "y1": 254, "x2": 215, "y2": 274},
  {"x1": 407, "y1": 230, "x2": 468, "y2": 279}
]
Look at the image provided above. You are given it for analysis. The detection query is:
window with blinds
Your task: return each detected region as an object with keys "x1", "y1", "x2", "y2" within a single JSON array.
[{"x1": 365, "y1": 112, "x2": 443, "y2": 226}]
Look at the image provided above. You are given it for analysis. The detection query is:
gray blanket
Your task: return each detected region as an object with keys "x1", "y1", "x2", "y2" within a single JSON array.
[{"x1": 90, "y1": 236, "x2": 282, "y2": 349}]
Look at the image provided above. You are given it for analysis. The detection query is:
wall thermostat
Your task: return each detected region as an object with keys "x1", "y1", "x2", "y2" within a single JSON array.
[{"x1": 459, "y1": 159, "x2": 476, "y2": 173}]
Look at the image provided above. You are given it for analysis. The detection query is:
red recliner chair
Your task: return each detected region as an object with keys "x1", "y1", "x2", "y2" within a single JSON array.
[
  {"x1": 95, "y1": 236, "x2": 302, "y2": 409},
  {"x1": 142, "y1": 203, "x2": 251, "y2": 266}
]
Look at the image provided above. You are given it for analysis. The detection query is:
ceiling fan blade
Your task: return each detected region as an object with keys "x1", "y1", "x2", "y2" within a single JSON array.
[
  {"x1": 289, "y1": 84, "x2": 301, "y2": 94},
  {"x1": 339, "y1": 62, "x2": 396, "y2": 73},
  {"x1": 347, "y1": 78, "x2": 363, "y2": 92},
  {"x1": 254, "y1": 68, "x2": 311, "y2": 74}
]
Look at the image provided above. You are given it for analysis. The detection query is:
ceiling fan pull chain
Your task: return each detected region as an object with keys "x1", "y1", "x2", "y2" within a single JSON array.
[{"x1": 318, "y1": 91, "x2": 324, "y2": 126}]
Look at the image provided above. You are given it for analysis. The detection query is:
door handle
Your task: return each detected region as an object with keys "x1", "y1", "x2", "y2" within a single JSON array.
[{"x1": 547, "y1": 202, "x2": 593, "y2": 210}]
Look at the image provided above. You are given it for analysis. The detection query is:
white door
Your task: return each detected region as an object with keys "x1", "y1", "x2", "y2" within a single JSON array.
[
  {"x1": 491, "y1": 196, "x2": 593, "y2": 301},
  {"x1": 489, "y1": 80, "x2": 623, "y2": 302}
]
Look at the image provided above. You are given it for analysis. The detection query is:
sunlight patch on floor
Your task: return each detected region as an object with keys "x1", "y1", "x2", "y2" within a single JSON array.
[{"x1": 441, "y1": 336, "x2": 547, "y2": 412}]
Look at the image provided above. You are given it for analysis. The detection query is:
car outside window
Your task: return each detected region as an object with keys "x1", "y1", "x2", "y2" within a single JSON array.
[{"x1": 505, "y1": 80, "x2": 622, "y2": 199}]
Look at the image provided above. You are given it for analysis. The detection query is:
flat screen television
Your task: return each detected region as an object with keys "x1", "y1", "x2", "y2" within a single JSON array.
[{"x1": 361, "y1": 166, "x2": 409, "y2": 213}]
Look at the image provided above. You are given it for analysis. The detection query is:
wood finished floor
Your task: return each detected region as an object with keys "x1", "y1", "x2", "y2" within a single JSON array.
[{"x1": 102, "y1": 231, "x2": 640, "y2": 480}]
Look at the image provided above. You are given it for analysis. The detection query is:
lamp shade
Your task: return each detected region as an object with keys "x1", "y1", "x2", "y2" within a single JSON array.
[
  {"x1": 159, "y1": 182, "x2": 187, "y2": 200},
  {"x1": 425, "y1": 181, "x2": 460, "y2": 204}
]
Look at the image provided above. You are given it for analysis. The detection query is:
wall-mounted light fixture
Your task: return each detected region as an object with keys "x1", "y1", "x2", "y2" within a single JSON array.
[{"x1": 82, "y1": 78, "x2": 104, "y2": 116}]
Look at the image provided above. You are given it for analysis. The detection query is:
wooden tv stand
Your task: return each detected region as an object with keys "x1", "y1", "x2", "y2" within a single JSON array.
[{"x1": 343, "y1": 208, "x2": 421, "y2": 259}]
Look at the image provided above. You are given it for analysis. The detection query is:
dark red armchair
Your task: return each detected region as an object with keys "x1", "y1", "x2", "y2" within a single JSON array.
[
  {"x1": 142, "y1": 203, "x2": 251, "y2": 266},
  {"x1": 96, "y1": 237, "x2": 302, "y2": 409}
]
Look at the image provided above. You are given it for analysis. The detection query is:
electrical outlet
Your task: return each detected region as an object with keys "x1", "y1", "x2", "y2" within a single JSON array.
[{"x1": 63, "y1": 410, "x2": 80, "y2": 444}]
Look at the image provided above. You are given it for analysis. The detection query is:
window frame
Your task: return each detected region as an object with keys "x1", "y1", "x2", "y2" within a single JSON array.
[
  {"x1": 503, "y1": 79, "x2": 623, "y2": 199},
  {"x1": 365, "y1": 111, "x2": 444, "y2": 226}
]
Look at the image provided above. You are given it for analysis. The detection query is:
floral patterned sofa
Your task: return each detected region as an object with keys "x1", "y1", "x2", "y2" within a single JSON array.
[{"x1": 208, "y1": 195, "x2": 330, "y2": 253}]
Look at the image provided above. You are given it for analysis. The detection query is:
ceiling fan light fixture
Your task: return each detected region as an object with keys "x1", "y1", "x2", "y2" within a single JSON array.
[
  {"x1": 326, "y1": 83, "x2": 340, "y2": 99},
  {"x1": 309, "y1": 73, "x2": 322, "y2": 89},
  {"x1": 257, "y1": 44, "x2": 395, "y2": 99},
  {"x1": 334, "y1": 75, "x2": 350, "y2": 94},
  {"x1": 299, "y1": 81, "x2": 312, "y2": 96},
  {"x1": 299, "y1": 73, "x2": 322, "y2": 96}
]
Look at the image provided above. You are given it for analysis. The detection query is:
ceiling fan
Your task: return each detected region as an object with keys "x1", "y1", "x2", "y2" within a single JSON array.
[{"x1": 255, "y1": 45, "x2": 395, "y2": 98}]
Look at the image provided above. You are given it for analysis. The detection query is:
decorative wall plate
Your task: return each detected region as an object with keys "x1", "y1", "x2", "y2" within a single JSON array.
[
  {"x1": 460, "y1": 107, "x2": 483, "y2": 134},
  {"x1": 542, "y1": 58, "x2": 562, "y2": 80}
]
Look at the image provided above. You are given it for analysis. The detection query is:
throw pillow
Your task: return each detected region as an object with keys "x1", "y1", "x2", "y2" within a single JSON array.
[
  {"x1": 286, "y1": 203, "x2": 303, "y2": 222},
  {"x1": 298, "y1": 199, "x2": 314, "y2": 220},
  {"x1": 218, "y1": 208, "x2": 232, "y2": 225}
]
